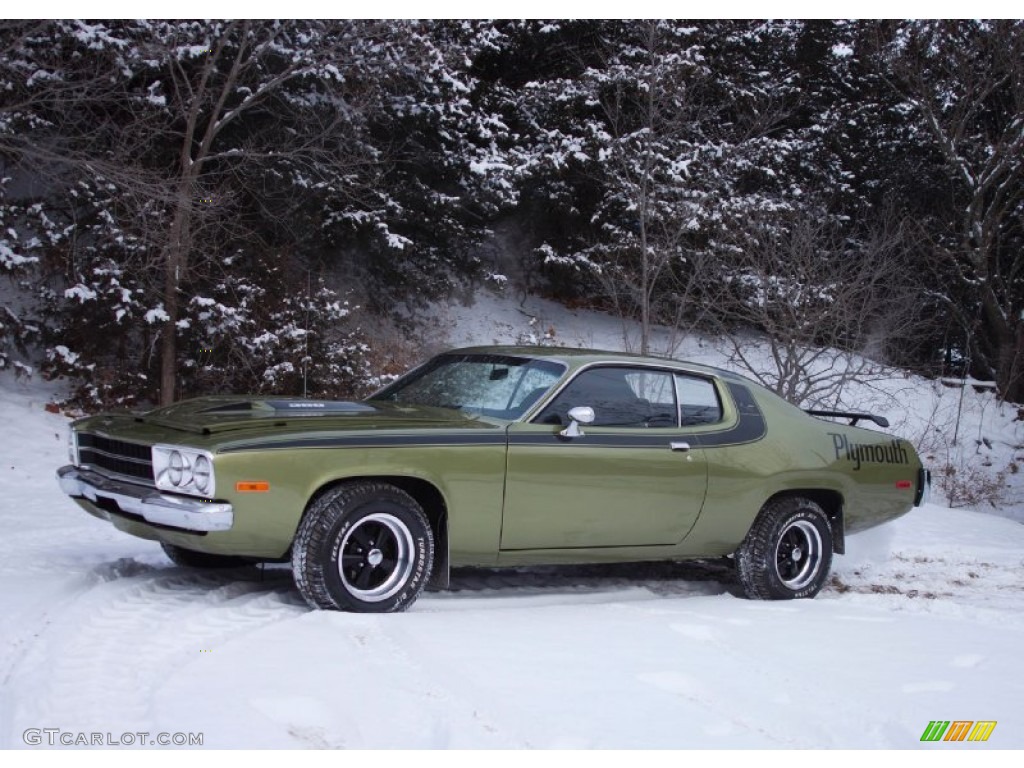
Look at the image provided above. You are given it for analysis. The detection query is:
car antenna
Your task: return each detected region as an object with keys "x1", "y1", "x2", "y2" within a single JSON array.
[{"x1": 303, "y1": 269, "x2": 310, "y2": 400}]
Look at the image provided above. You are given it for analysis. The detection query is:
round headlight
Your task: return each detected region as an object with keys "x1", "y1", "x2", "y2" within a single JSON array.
[
  {"x1": 192, "y1": 454, "x2": 211, "y2": 494},
  {"x1": 168, "y1": 450, "x2": 185, "y2": 486}
]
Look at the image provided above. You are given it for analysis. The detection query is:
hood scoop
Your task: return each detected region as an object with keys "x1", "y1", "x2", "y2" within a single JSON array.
[
  {"x1": 201, "y1": 401, "x2": 255, "y2": 413},
  {"x1": 199, "y1": 399, "x2": 377, "y2": 415},
  {"x1": 263, "y1": 400, "x2": 377, "y2": 414}
]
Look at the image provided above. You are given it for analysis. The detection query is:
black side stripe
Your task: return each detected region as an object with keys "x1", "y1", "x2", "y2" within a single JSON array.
[
  {"x1": 695, "y1": 382, "x2": 767, "y2": 448},
  {"x1": 506, "y1": 382, "x2": 766, "y2": 449},
  {"x1": 218, "y1": 384, "x2": 766, "y2": 453},
  {"x1": 507, "y1": 433, "x2": 687, "y2": 448}
]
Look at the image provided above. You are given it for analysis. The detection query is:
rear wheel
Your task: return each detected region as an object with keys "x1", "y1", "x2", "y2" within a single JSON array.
[
  {"x1": 292, "y1": 482, "x2": 434, "y2": 613},
  {"x1": 735, "y1": 497, "x2": 833, "y2": 600}
]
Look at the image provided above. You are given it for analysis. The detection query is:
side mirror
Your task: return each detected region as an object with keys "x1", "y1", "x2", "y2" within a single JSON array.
[{"x1": 559, "y1": 406, "x2": 595, "y2": 439}]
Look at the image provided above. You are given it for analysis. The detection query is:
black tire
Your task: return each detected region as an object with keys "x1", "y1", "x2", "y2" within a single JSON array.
[
  {"x1": 291, "y1": 482, "x2": 434, "y2": 613},
  {"x1": 161, "y1": 542, "x2": 252, "y2": 569},
  {"x1": 735, "y1": 497, "x2": 833, "y2": 600}
]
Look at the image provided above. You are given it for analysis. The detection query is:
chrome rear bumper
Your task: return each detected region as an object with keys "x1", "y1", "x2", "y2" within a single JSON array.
[
  {"x1": 57, "y1": 465, "x2": 233, "y2": 532},
  {"x1": 914, "y1": 467, "x2": 932, "y2": 507}
]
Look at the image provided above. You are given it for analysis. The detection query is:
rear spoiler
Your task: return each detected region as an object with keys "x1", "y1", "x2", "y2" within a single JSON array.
[{"x1": 805, "y1": 410, "x2": 890, "y2": 429}]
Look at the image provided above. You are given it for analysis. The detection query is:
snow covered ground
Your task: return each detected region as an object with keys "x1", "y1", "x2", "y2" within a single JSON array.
[{"x1": 2, "y1": 290, "x2": 1023, "y2": 749}]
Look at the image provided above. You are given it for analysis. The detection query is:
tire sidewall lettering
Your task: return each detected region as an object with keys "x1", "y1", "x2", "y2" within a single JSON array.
[{"x1": 329, "y1": 518, "x2": 354, "y2": 564}]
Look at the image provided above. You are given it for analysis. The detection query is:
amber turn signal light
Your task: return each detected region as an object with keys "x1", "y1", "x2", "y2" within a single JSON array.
[{"x1": 236, "y1": 481, "x2": 270, "y2": 492}]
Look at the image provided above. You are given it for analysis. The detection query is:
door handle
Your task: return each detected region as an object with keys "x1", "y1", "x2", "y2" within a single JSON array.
[{"x1": 670, "y1": 442, "x2": 691, "y2": 452}]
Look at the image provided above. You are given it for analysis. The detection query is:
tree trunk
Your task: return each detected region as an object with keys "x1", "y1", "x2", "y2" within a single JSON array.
[
  {"x1": 975, "y1": 279, "x2": 1024, "y2": 402},
  {"x1": 159, "y1": 270, "x2": 177, "y2": 406},
  {"x1": 1012, "y1": 324, "x2": 1024, "y2": 403},
  {"x1": 997, "y1": 323, "x2": 1024, "y2": 403},
  {"x1": 158, "y1": 183, "x2": 192, "y2": 406}
]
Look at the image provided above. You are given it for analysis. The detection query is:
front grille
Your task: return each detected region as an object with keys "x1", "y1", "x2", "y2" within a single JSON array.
[
  {"x1": 78, "y1": 434, "x2": 150, "y2": 461},
  {"x1": 78, "y1": 433, "x2": 153, "y2": 483}
]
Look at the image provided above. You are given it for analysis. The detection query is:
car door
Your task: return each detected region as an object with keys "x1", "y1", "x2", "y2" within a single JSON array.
[{"x1": 500, "y1": 365, "x2": 715, "y2": 550}]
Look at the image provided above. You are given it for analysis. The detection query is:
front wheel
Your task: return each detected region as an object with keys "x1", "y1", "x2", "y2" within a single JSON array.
[
  {"x1": 735, "y1": 497, "x2": 833, "y2": 600},
  {"x1": 291, "y1": 482, "x2": 434, "y2": 613}
]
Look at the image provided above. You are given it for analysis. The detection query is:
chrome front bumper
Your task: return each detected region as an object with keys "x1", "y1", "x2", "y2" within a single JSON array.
[{"x1": 57, "y1": 465, "x2": 233, "y2": 532}]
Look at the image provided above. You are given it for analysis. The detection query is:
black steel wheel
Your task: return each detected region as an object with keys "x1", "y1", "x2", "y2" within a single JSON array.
[
  {"x1": 735, "y1": 497, "x2": 833, "y2": 600},
  {"x1": 292, "y1": 481, "x2": 434, "y2": 613}
]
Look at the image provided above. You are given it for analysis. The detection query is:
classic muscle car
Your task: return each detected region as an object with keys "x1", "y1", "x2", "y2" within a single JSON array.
[{"x1": 57, "y1": 346, "x2": 929, "y2": 612}]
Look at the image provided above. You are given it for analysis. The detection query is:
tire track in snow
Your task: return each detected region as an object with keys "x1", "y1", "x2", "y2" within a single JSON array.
[
  {"x1": 300, "y1": 613, "x2": 516, "y2": 748},
  {"x1": 3, "y1": 560, "x2": 303, "y2": 744}
]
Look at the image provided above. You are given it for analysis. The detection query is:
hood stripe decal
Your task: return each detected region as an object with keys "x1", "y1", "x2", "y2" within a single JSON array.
[{"x1": 220, "y1": 433, "x2": 506, "y2": 452}]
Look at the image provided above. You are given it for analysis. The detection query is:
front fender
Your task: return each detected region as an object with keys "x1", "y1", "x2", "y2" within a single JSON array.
[{"x1": 213, "y1": 443, "x2": 506, "y2": 564}]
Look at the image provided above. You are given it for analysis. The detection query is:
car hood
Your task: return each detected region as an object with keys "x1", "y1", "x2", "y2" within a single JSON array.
[{"x1": 78, "y1": 396, "x2": 500, "y2": 438}]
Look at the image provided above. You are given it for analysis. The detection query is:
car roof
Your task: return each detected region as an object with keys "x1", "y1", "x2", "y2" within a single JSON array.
[{"x1": 445, "y1": 345, "x2": 754, "y2": 384}]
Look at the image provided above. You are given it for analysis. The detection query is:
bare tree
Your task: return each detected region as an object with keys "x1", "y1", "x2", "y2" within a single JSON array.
[
  {"x1": 1, "y1": 21, "x2": 409, "y2": 404},
  {"x1": 877, "y1": 20, "x2": 1024, "y2": 401},
  {"x1": 139, "y1": 20, "x2": 396, "y2": 404},
  {"x1": 549, "y1": 21, "x2": 721, "y2": 356},
  {"x1": 0, "y1": 22, "x2": 173, "y2": 203},
  {"x1": 565, "y1": 21, "x2": 798, "y2": 357},
  {"x1": 716, "y1": 207, "x2": 922, "y2": 407}
]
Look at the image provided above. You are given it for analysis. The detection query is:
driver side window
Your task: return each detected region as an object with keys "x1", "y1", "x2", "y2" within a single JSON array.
[{"x1": 536, "y1": 367, "x2": 678, "y2": 428}]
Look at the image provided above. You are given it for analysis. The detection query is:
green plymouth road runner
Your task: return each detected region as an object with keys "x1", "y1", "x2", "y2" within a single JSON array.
[{"x1": 57, "y1": 346, "x2": 929, "y2": 612}]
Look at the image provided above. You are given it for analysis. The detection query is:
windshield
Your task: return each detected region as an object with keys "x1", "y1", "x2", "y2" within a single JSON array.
[{"x1": 370, "y1": 354, "x2": 566, "y2": 420}]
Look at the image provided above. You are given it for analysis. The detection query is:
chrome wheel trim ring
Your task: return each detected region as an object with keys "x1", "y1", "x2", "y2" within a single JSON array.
[
  {"x1": 774, "y1": 518, "x2": 823, "y2": 591},
  {"x1": 338, "y1": 512, "x2": 415, "y2": 602}
]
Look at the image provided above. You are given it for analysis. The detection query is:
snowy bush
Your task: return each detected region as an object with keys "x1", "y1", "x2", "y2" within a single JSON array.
[
  {"x1": 936, "y1": 454, "x2": 1010, "y2": 510},
  {"x1": 172, "y1": 255, "x2": 371, "y2": 402},
  {"x1": 1, "y1": 181, "x2": 45, "y2": 376}
]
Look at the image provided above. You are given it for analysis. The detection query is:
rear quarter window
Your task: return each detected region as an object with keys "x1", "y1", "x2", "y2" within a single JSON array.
[{"x1": 676, "y1": 374, "x2": 723, "y2": 426}]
